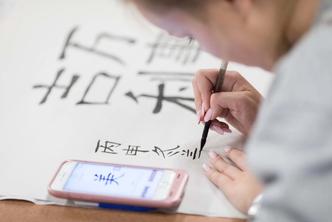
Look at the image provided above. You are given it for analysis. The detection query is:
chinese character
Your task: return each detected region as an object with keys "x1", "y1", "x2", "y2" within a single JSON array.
[
  {"x1": 146, "y1": 33, "x2": 200, "y2": 65},
  {"x1": 95, "y1": 140, "x2": 121, "y2": 154},
  {"x1": 33, "y1": 70, "x2": 121, "y2": 105},
  {"x1": 181, "y1": 147, "x2": 200, "y2": 160},
  {"x1": 33, "y1": 68, "x2": 80, "y2": 104},
  {"x1": 123, "y1": 145, "x2": 149, "y2": 156},
  {"x1": 152, "y1": 145, "x2": 181, "y2": 159},
  {"x1": 94, "y1": 172, "x2": 124, "y2": 186},
  {"x1": 125, "y1": 82, "x2": 195, "y2": 114},
  {"x1": 77, "y1": 72, "x2": 121, "y2": 105},
  {"x1": 59, "y1": 26, "x2": 136, "y2": 65}
]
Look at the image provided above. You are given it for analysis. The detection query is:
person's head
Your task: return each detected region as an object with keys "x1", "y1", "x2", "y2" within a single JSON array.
[{"x1": 129, "y1": 0, "x2": 320, "y2": 70}]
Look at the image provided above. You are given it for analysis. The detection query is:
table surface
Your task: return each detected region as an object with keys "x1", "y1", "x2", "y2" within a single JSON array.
[{"x1": 0, "y1": 200, "x2": 245, "y2": 222}]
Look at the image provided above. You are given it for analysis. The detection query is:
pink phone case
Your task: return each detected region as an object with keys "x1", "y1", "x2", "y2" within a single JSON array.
[{"x1": 48, "y1": 160, "x2": 189, "y2": 208}]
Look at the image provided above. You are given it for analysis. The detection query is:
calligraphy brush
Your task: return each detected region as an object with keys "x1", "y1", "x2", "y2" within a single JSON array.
[{"x1": 199, "y1": 61, "x2": 229, "y2": 157}]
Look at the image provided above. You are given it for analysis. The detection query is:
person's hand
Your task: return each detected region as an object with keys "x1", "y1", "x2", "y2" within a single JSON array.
[
  {"x1": 203, "y1": 148, "x2": 263, "y2": 214},
  {"x1": 192, "y1": 69, "x2": 262, "y2": 135}
]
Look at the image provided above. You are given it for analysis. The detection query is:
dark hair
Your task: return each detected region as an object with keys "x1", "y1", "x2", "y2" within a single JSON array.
[{"x1": 130, "y1": 0, "x2": 205, "y2": 13}]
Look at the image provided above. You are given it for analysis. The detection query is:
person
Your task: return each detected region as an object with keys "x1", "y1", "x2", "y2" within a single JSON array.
[{"x1": 128, "y1": 0, "x2": 332, "y2": 221}]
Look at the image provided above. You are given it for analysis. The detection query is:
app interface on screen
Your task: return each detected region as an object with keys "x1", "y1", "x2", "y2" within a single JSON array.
[{"x1": 64, "y1": 163, "x2": 168, "y2": 199}]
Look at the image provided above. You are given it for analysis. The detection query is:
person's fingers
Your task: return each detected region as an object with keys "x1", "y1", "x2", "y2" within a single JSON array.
[
  {"x1": 203, "y1": 163, "x2": 233, "y2": 190},
  {"x1": 192, "y1": 77, "x2": 203, "y2": 122},
  {"x1": 209, "y1": 91, "x2": 244, "y2": 119},
  {"x1": 195, "y1": 69, "x2": 216, "y2": 112},
  {"x1": 208, "y1": 151, "x2": 242, "y2": 179},
  {"x1": 203, "y1": 91, "x2": 247, "y2": 129},
  {"x1": 210, "y1": 120, "x2": 231, "y2": 135},
  {"x1": 221, "y1": 71, "x2": 255, "y2": 92},
  {"x1": 195, "y1": 70, "x2": 247, "y2": 93},
  {"x1": 195, "y1": 69, "x2": 261, "y2": 134},
  {"x1": 194, "y1": 70, "x2": 259, "y2": 110},
  {"x1": 224, "y1": 148, "x2": 248, "y2": 171},
  {"x1": 206, "y1": 91, "x2": 256, "y2": 134}
]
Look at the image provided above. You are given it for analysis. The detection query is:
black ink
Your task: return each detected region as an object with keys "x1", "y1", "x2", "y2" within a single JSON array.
[
  {"x1": 33, "y1": 68, "x2": 79, "y2": 104},
  {"x1": 152, "y1": 145, "x2": 199, "y2": 160},
  {"x1": 125, "y1": 83, "x2": 195, "y2": 114},
  {"x1": 95, "y1": 140, "x2": 121, "y2": 154},
  {"x1": 152, "y1": 145, "x2": 181, "y2": 159},
  {"x1": 77, "y1": 72, "x2": 121, "y2": 105},
  {"x1": 123, "y1": 145, "x2": 149, "y2": 156},
  {"x1": 181, "y1": 147, "x2": 199, "y2": 160},
  {"x1": 147, "y1": 33, "x2": 200, "y2": 65},
  {"x1": 94, "y1": 140, "x2": 201, "y2": 160},
  {"x1": 59, "y1": 26, "x2": 136, "y2": 65}
]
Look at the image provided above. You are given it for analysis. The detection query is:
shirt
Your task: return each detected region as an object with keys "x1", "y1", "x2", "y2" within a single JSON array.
[{"x1": 246, "y1": 1, "x2": 332, "y2": 221}]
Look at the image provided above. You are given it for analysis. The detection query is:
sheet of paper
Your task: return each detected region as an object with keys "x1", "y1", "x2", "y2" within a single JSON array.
[
  {"x1": 0, "y1": 0, "x2": 16, "y2": 20},
  {"x1": 0, "y1": 0, "x2": 273, "y2": 218}
]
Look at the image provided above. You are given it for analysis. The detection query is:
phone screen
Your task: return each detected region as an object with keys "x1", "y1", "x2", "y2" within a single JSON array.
[{"x1": 62, "y1": 162, "x2": 175, "y2": 200}]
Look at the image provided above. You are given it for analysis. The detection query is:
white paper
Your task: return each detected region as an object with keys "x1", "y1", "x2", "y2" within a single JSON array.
[{"x1": 0, "y1": 0, "x2": 273, "y2": 218}]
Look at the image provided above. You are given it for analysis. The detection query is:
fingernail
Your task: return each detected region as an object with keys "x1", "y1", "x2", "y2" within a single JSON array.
[
  {"x1": 204, "y1": 109, "x2": 213, "y2": 122},
  {"x1": 197, "y1": 111, "x2": 201, "y2": 124},
  {"x1": 202, "y1": 163, "x2": 211, "y2": 173},
  {"x1": 201, "y1": 103, "x2": 206, "y2": 115},
  {"x1": 208, "y1": 151, "x2": 218, "y2": 160},
  {"x1": 224, "y1": 128, "x2": 232, "y2": 133},
  {"x1": 211, "y1": 125, "x2": 224, "y2": 135}
]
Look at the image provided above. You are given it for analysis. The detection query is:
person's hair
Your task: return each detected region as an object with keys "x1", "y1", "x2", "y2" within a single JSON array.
[{"x1": 129, "y1": 0, "x2": 205, "y2": 14}]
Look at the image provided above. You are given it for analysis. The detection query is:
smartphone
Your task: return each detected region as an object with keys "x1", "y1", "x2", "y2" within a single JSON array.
[{"x1": 48, "y1": 160, "x2": 189, "y2": 208}]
